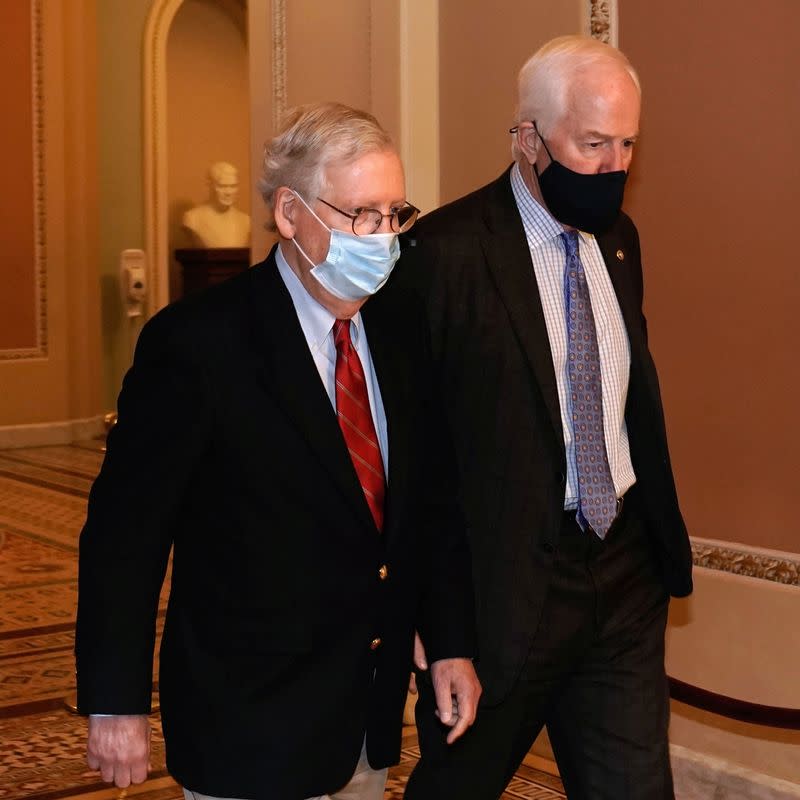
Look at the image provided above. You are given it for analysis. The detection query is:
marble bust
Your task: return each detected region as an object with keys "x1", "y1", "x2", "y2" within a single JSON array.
[{"x1": 183, "y1": 161, "x2": 251, "y2": 248}]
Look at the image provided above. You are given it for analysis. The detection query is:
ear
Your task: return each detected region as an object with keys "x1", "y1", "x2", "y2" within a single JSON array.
[
  {"x1": 273, "y1": 187, "x2": 298, "y2": 239},
  {"x1": 516, "y1": 121, "x2": 541, "y2": 165}
]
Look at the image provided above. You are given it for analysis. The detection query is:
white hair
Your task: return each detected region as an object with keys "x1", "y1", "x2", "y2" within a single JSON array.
[
  {"x1": 258, "y1": 102, "x2": 395, "y2": 232},
  {"x1": 512, "y1": 35, "x2": 641, "y2": 159}
]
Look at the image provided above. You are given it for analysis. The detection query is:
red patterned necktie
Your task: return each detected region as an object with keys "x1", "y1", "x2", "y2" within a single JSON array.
[{"x1": 333, "y1": 319, "x2": 385, "y2": 531}]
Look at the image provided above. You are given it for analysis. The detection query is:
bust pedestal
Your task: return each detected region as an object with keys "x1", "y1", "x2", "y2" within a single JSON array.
[{"x1": 175, "y1": 248, "x2": 250, "y2": 296}]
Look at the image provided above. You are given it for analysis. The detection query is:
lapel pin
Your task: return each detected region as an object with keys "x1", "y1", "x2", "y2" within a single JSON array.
[{"x1": 616, "y1": 249, "x2": 625, "y2": 261}]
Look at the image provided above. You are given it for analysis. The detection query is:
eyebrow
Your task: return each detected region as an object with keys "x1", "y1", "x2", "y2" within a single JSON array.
[{"x1": 585, "y1": 129, "x2": 639, "y2": 140}]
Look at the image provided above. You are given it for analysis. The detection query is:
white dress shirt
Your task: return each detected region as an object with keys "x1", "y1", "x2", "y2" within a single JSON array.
[
  {"x1": 276, "y1": 244, "x2": 389, "y2": 475},
  {"x1": 509, "y1": 164, "x2": 636, "y2": 508}
]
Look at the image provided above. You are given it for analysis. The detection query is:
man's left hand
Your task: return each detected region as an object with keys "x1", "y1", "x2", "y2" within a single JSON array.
[{"x1": 430, "y1": 658, "x2": 482, "y2": 744}]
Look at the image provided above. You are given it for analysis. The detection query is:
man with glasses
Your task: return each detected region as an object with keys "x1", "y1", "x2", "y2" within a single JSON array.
[
  {"x1": 397, "y1": 36, "x2": 692, "y2": 799},
  {"x1": 76, "y1": 102, "x2": 479, "y2": 800}
]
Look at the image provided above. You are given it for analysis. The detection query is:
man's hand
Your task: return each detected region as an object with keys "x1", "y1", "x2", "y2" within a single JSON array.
[
  {"x1": 430, "y1": 658, "x2": 482, "y2": 744},
  {"x1": 413, "y1": 630, "x2": 428, "y2": 671},
  {"x1": 87, "y1": 715, "x2": 151, "y2": 788},
  {"x1": 408, "y1": 631, "x2": 429, "y2": 695}
]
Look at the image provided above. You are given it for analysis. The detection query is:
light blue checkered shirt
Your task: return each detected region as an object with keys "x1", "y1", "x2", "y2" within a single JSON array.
[{"x1": 509, "y1": 164, "x2": 636, "y2": 509}]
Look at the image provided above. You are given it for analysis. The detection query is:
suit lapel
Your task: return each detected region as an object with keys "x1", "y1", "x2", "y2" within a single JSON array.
[
  {"x1": 248, "y1": 249, "x2": 377, "y2": 534},
  {"x1": 480, "y1": 172, "x2": 564, "y2": 445},
  {"x1": 596, "y1": 226, "x2": 648, "y2": 364},
  {"x1": 360, "y1": 296, "x2": 410, "y2": 543}
]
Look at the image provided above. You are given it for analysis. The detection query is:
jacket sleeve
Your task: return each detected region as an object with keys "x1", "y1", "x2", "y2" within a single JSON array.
[
  {"x1": 407, "y1": 280, "x2": 477, "y2": 664},
  {"x1": 75, "y1": 308, "x2": 213, "y2": 714}
]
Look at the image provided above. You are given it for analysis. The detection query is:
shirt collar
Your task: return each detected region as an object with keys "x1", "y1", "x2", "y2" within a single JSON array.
[
  {"x1": 275, "y1": 243, "x2": 362, "y2": 350},
  {"x1": 509, "y1": 163, "x2": 593, "y2": 251}
]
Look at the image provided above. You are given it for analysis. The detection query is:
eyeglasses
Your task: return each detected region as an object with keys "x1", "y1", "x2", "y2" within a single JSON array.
[{"x1": 316, "y1": 197, "x2": 420, "y2": 236}]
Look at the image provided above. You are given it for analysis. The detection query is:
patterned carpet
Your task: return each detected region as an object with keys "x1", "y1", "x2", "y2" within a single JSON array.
[{"x1": 0, "y1": 443, "x2": 565, "y2": 800}]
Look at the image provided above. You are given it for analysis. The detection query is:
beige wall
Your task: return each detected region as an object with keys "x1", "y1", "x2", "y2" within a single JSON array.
[
  {"x1": 620, "y1": 1, "x2": 799, "y2": 554},
  {"x1": 438, "y1": 0, "x2": 581, "y2": 203},
  {"x1": 285, "y1": 0, "x2": 372, "y2": 111},
  {"x1": 666, "y1": 568, "x2": 800, "y2": 783},
  {"x1": 97, "y1": 0, "x2": 153, "y2": 405},
  {"x1": 167, "y1": 0, "x2": 249, "y2": 299},
  {"x1": 0, "y1": 0, "x2": 103, "y2": 432},
  {"x1": 248, "y1": 0, "x2": 395, "y2": 259}
]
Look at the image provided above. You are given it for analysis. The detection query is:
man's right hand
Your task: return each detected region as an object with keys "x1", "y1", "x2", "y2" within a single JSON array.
[{"x1": 87, "y1": 714, "x2": 151, "y2": 788}]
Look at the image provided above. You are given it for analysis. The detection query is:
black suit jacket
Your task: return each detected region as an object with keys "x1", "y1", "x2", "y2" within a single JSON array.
[
  {"x1": 75, "y1": 246, "x2": 475, "y2": 798},
  {"x1": 392, "y1": 168, "x2": 692, "y2": 703}
]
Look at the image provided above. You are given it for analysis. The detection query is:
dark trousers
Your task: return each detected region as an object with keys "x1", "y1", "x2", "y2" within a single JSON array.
[{"x1": 405, "y1": 490, "x2": 674, "y2": 800}]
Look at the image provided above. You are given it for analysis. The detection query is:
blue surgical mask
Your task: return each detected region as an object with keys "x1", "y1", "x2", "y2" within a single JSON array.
[{"x1": 292, "y1": 194, "x2": 400, "y2": 301}]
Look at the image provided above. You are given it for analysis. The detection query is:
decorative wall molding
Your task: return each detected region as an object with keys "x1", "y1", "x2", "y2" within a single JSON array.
[
  {"x1": 144, "y1": 0, "x2": 278, "y2": 314},
  {"x1": 584, "y1": 0, "x2": 618, "y2": 47},
  {"x1": 0, "y1": 415, "x2": 106, "y2": 450},
  {"x1": 2, "y1": 0, "x2": 48, "y2": 362},
  {"x1": 398, "y1": 0, "x2": 439, "y2": 214},
  {"x1": 271, "y1": 0, "x2": 286, "y2": 130},
  {"x1": 143, "y1": 0, "x2": 185, "y2": 313},
  {"x1": 671, "y1": 744, "x2": 800, "y2": 800},
  {"x1": 691, "y1": 536, "x2": 800, "y2": 587}
]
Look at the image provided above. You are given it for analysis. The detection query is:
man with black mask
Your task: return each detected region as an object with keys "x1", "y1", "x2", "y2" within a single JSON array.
[{"x1": 395, "y1": 35, "x2": 692, "y2": 800}]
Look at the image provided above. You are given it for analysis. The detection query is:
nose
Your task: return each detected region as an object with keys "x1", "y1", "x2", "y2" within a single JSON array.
[
  {"x1": 377, "y1": 214, "x2": 394, "y2": 234},
  {"x1": 601, "y1": 143, "x2": 630, "y2": 173}
]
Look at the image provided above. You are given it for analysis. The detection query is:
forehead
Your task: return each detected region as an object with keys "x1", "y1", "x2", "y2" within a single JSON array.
[
  {"x1": 323, "y1": 149, "x2": 405, "y2": 201},
  {"x1": 560, "y1": 64, "x2": 640, "y2": 134}
]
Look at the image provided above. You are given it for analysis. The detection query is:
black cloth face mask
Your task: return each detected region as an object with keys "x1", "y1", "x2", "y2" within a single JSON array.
[{"x1": 527, "y1": 122, "x2": 627, "y2": 234}]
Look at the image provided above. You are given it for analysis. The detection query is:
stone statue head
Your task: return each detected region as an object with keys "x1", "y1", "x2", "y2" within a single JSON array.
[{"x1": 208, "y1": 161, "x2": 239, "y2": 210}]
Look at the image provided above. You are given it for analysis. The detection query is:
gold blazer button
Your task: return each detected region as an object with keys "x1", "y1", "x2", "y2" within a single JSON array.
[
  {"x1": 616, "y1": 249, "x2": 625, "y2": 261},
  {"x1": 370, "y1": 637, "x2": 382, "y2": 651},
  {"x1": 379, "y1": 564, "x2": 389, "y2": 580}
]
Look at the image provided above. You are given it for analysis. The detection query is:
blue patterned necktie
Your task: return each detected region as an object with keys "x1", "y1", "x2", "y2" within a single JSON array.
[{"x1": 562, "y1": 230, "x2": 617, "y2": 538}]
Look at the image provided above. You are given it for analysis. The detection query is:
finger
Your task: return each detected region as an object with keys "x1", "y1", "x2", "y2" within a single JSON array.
[
  {"x1": 413, "y1": 632, "x2": 428, "y2": 670},
  {"x1": 455, "y1": 690, "x2": 478, "y2": 727},
  {"x1": 433, "y1": 706, "x2": 457, "y2": 726},
  {"x1": 86, "y1": 752, "x2": 100, "y2": 771},
  {"x1": 130, "y1": 759, "x2": 150, "y2": 785},
  {"x1": 433, "y1": 679, "x2": 455, "y2": 725},
  {"x1": 99, "y1": 761, "x2": 116, "y2": 784},
  {"x1": 114, "y1": 766, "x2": 132, "y2": 789},
  {"x1": 408, "y1": 672, "x2": 418, "y2": 695},
  {"x1": 446, "y1": 712, "x2": 470, "y2": 744}
]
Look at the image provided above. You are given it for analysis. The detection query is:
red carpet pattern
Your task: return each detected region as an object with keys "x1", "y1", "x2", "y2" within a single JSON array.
[{"x1": 0, "y1": 443, "x2": 565, "y2": 800}]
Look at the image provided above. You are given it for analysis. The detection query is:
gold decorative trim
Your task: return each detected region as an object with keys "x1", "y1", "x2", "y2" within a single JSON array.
[
  {"x1": 585, "y1": 0, "x2": 618, "y2": 47},
  {"x1": 2, "y1": 0, "x2": 48, "y2": 361},
  {"x1": 271, "y1": 0, "x2": 287, "y2": 129},
  {"x1": 692, "y1": 539, "x2": 800, "y2": 586}
]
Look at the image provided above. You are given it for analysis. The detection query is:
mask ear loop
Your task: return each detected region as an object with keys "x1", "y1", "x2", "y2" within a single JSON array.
[
  {"x1": 292, "y1": 191, "x2": 332, "y2": 233},
  {"x1": 509, "y1": 121, "x2": 553, "y2": 177},
  {"x1": 290, "y1": 192, "x2": 332, "y2": 268},
  {"x1": 291, "y1": 235, "x2": 317, "y2": 268}
]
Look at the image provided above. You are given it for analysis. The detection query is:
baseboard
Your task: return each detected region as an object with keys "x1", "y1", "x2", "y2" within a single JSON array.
[
  {"x1": 0, "y1": 415, "x2": 107, "y2": 449},
  {"x1": 671, "y1": 744, "x2": 800, "y2": 799}
]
